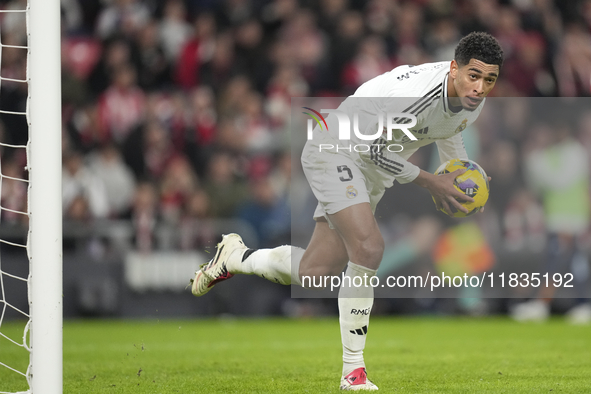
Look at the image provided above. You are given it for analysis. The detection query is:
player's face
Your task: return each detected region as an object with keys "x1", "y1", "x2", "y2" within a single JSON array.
[{"x1": 448, "y1": 59, "x2": 499, "y2": 111}]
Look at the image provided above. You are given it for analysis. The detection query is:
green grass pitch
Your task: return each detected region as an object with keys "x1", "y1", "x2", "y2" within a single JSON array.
[{"x1": 1, "y1": 317, "x2": 590, "y2": 393}]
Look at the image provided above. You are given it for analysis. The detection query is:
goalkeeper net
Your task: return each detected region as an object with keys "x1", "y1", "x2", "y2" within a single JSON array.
[
  {"x1": 0, "y1": 5, "x2": 32, "y2": 393},
  {"x1": 0, "y1": 1, "x2": 62, "y2": 393}
]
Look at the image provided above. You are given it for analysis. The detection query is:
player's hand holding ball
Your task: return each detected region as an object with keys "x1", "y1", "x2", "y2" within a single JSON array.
[{"x1": 432, "y1": 159, "x2": 490, "y2": 218}]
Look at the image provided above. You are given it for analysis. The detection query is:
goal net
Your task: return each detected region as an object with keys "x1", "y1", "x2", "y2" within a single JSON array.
[{"x1": 0, "y1": 1, "x2": 62, "y2": 393}]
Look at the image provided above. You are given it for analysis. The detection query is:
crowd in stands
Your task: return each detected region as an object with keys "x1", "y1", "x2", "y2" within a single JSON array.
[{"x1": 1, "y1": 0, "x2": 591, "y2": 252}]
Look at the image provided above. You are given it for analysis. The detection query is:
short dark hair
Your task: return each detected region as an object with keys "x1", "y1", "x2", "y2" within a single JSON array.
[{"x1": 454, "y1": 32, "x2": 504, "y2": 69}]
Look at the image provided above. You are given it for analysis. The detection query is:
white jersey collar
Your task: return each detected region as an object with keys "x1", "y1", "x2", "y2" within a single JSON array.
[{"x1": 442, "y1": 72, "x2": 462, "y2": 116}]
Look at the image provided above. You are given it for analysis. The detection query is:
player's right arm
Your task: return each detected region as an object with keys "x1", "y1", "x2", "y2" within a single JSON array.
[{"x1": 412, "y1": 169, "x2": 473, "y2": 215}]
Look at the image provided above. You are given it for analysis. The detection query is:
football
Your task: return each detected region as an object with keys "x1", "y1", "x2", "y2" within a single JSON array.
[{"x1": 433, "y1": 158, "x2": 489, "y2": 218}]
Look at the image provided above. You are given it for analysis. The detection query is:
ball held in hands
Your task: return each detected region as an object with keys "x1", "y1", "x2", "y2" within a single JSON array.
[{"x1": 433, "y1": 159, "x2": 490, "y2": 218}]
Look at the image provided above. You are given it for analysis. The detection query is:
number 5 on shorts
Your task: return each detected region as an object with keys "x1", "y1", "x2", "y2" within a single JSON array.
[{"x1": 337, "y1": 165, "x2": 353, "y2": 182}]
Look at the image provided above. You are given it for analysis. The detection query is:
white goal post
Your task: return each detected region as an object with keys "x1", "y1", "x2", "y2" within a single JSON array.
[{"x1": 27, "y1": 0, "x2": 63, "y2": 393}]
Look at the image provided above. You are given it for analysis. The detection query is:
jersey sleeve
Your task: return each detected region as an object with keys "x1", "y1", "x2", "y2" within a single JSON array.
[
  {"x1": 435, "y1": 133, "x2": 469, "y2": 163},
  {"x1": 373, "y1": 147, "x2": 421, "y2": 184}
]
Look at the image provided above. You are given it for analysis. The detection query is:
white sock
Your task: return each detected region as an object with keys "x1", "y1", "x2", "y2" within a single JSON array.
[
  {"x1": 338, "y1": 261, "x2": 376, "y2": 376},
  {"x1": 227, "y1": 245, "x2": 304, "y2": 286}
]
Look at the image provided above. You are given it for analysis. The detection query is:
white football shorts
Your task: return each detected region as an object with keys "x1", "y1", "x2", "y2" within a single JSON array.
[{"x1": 301, "y1": 139, "x2": 386, "y2": 226}]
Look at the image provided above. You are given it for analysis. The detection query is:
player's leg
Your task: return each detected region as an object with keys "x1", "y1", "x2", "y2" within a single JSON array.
[
  {"x1": 326, "y1": 202, "x2": 384, "y2": 271},
  {"x1": 299, "y1": 144, "x2": 382, "y2": 389},
  {"x1": 296, "y1": 217, "x2": 350, "y2": 278},
  {"x1": 232, "y1": 217, "x2": 350, "y2": 283},
  {"x1": 192, "y1": 144, "x2": 366, "y2": 295},
  {"x1": 191, "y1": 217, "x2": 350, "y2": 297},
  {"x1": 208, "y1": 202, "x2": 382, "y2": 390},
  {"x1": 322, "y1": 203, "x2": 382, "y2": 391}
]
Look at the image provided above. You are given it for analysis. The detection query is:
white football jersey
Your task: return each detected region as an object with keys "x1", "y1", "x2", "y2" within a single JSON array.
[{"x1": 319, "y1": 61, "x2": 484, "y2": 190}]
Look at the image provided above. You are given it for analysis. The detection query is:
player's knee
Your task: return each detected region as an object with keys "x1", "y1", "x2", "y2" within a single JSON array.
[
  {"x1": 299, "y1": 262, "x2": 345, "y2": 279},
  {"x1": 354, "y1": 236, "x2": 384, "y2": 268},
  {"x1": 298, "y1": 253, "x2": 347, "y2": 287}
]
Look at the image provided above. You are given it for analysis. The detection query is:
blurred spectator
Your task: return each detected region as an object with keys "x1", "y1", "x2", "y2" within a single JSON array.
[
  {"x1": 62, "y1": 151, "x2": 109, "y2": 220},
  {"x1": 184, "y1": 188, "x2": 211, "y2": 220},
  {"x1": 97, "y1": 63, "x2": 146, "y2": 144},
  {"x1": 0, "y1": 32, "x2": 26, "y2": 79},
  {"x1": 66, "y1": 195, "x2": 92, "y2": 222},
  {"x1": 95, "y1": 0, "x2": 151, "y2": 40},
  {"x1": 512, "y1": 123, "x2": 591, "y2": 323},
  {"x1": 199, "y1": 32, "x2": 240, "y2": 91},
  {"x1": 501, "y1": 189, "x2": 545, "y2": 252},
  {"x1": 327, "y1": 10, "x2": 365, "y2": 92},
  {"x1": 516, "y1": 0, "x2": 562, "y2": 40},
  {"x1": 502, "y1": 32, "x2": 555, "y2": 96},
  {"x1": 237, "y1": 175, "x2": 290, "y2": 247},
  {"x1": 61, "y1": 0, "x2": 84, "y2": 35},
  {"x1": 578, "y1": 109, "x2": 591, "y2": 154},
  {"x1": 268, "y1": 151, "x2": 291, "y2": 201},
  {"x1": 159, "y1": 0, "x2": 193, "y2": 62},
  {"x1": 202, "y1": 151, "x2": 248, "y2": 218},
  {"x1": 259, "y1": 0, "x2": 299, "y2": 35},
  {"x1": 389, "y1": 2, "x2": 431, "y2": 67},
  {"x1": 67, "y1": 102, "x2": 102, "y2": 154},
  {"x1": 1, "y1": 0, "x2": 27, "y2": 43},
  {"x1": 185, "y1": 86, "x2": 217, "y2": 176},
  {"x1": 87, "y1": 37, "x2": 136, "y2": 96},
  {"x1": 61, "y1": 42, "x2": 92, "y2": 110},
  {"x1": 583, "y1": 0, "x2": 591, "y2": 29},
  {"x1": 265, "y1": 65, "x2": 308, "y2": 127},
  {"x1": 159, "y1": 155, "x2": 199, "y2": 224},
  {"x1": 554, "y1": 22, "x2": 591, "y2": 97},
  {"x1": 215, "y1": 118, "x2": 247, "y2": 153},
  {"x1": 424, "y1": 17, "x2": 461, "y2": 62},
  {"x1": 393, "y1": 2, "x2": 424, "y2": 49},
  {"x1": 280, "y1": 9, "x2": 329, "y2": 92},
  {"x1": 431, "y1": 221, "x2": 495, "y2": 315},
  {"x1": 341, "y1": 35, "x2": 391, "y2": 94},
  {"x1": 123, "y1": 120, "x2": 176, "y2": 180},
  {"x1": 188, "y1": 86, "x2": 217, "y2": 146},
  {"x1": 481, "y1": 140, "x2": 525, "y2": 244},
  {"x1": 0, "y1": 159, "x2": 27, "y2": 225},
  {"x1": 526, "y1": 124, "x2": 590, "y2": 254},
  {"x1": 0, "y1": 32, "x2": 28, "y2": 147},
  {"x1": 318, "y1": 0, "x2": 348, "y2": 37},
  {"x1": 234, "y1": 90, "x2": 273, "y2": 153},
  {"x1": 87, "y1": 144, "x2": 136, "y2": 218},
  {"x1": 144, "y1": 91, "x2": 188, "y2": 151},
  {"x1": 175, "y1": 12, "x2": 217, "y2": 90},
  {"x1": 365, "y1": 0, "x2": 397, "y2": 36},
  {"x1": 493, "y1": 6, "x2": 524, "y2": 62},
  {"x1": 424, "y1": 0, "x2": 454, "y2": 22},
  {"x1": 217, "y1": 75, "x2": 252, "y2": 119},
  {"x1": 129, "y1": 182, "x2": 158, "y2": 252},
  {"x1": 179, "y1": 188, "x2": 216, "y2": 250},
  {"x1": 471, "y1": 0, "x2": 499, "y2": 33},
  {"x1": 135, "y1": 19, "x2": 173, "y2": 91},
  {"x1": 233, "y1": 19, "x2": 267, "y2": 91},
  {"x1": 215, "y1": 0, "x2": 256, "y2": 27}
]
